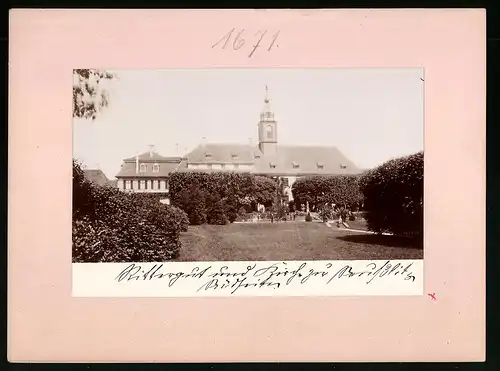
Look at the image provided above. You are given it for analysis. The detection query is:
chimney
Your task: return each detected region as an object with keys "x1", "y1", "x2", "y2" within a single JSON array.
[
  {"x1": 175, "y1": 143, "x2": 179, "y2": 155},
  {"x1": 148, "y1": 144, "x2": 155, "y2": 158},
  {"x1": 135, "y1": 152, "x2": 139, "y2": 173},
  {"x1": 201, "y1": 137, "x2": 207, "y2": 146},
  {"x1": 248, "y1": 138, "x2": 253, "y2": 146}
]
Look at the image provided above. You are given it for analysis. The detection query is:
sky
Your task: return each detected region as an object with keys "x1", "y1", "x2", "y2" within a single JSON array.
[{"x1": 73, "y1": 68, "x2": 424, "y2": 179}]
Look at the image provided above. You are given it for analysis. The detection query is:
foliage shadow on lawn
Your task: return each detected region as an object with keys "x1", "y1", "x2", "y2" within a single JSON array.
[{"x1": 336, "y1": 233, "x2": 423, "y2": 250}]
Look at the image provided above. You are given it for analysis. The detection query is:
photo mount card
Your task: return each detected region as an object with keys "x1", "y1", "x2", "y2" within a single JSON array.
[{"x1": 9, "y1": 9, "x2": 485, "y2": 362}]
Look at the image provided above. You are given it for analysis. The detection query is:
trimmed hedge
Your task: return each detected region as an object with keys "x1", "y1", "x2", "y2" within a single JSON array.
[
  {"x1": 206, "y1": 193, "x2": 228, "y2": 225},
  {"x1": 72, "y1": 160, "x2": 188, "y2": 262},
  {"x1": 169, "y1": 172, "x2": 278, "y2": 225},
  {"x1": 359, "y1": 152, "x2": 423, "y2": 237},
  {"x1": 169, "y1": 172, "x2": 277, "y2": 206},
  {"x1": 174, "y1": 185, "x2": 208, "y2": 225}
]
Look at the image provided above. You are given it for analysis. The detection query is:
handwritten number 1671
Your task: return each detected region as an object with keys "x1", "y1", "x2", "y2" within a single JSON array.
[{"x1": 212, "y1": 28, "x2": 280, "y2": 58}]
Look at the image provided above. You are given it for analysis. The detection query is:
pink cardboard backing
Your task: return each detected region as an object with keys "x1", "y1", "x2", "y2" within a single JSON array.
[{"x1": 8, "y1": 9, "x2": 485, "y2": 362}]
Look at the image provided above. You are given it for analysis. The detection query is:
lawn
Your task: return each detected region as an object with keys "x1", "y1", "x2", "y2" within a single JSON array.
[{"x1": 175, "y1": 222, "x2": 423, "y2": 262}]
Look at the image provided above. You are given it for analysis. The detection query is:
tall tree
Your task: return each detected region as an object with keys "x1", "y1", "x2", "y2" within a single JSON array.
[{"x1": 73, "y1": 69, "x2": 115, "y2": 120}]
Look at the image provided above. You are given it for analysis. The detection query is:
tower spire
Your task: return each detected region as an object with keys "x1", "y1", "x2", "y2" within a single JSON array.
[{"x1": 258, "y1": 84, "x2": 277, "y2": 155}]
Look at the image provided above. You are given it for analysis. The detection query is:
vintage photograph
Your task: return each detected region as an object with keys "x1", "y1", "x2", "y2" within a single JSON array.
[{"x1": 73, "y1": 68, "x2": 424, "y2": 263}]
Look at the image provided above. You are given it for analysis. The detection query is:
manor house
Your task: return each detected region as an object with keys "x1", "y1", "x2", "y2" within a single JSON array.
[{"x1": 115, "y1": 87, "x2": 361, "y2": 201}]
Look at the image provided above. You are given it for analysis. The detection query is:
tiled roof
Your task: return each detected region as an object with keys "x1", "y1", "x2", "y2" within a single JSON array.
[
  {"x1": 117, "y1": 144, "x2": 361, "y2": 178},
  {"x1": 123, "y1": 151, "x2": 182, "y2": 163},
  {"x1": 115, "y1": 160, "x2": 183, "y2": 178},
  {"x1": 184, "y1": 143, "x2": 262, "y2": 164},
  {"x1": 83, "y1": 169, "x2": 111, "y2": 186},
  {"x1": 252, "y1": 145, "x2": 361, "y2": 176}
]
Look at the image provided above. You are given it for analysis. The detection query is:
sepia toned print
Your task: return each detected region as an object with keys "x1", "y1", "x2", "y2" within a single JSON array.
[
  {"x1": 10, "y1": 9, "x2": 484, "y2": 361},
  {"x1": 73, "y1": 68, "x2": 424, "y2": 263}
]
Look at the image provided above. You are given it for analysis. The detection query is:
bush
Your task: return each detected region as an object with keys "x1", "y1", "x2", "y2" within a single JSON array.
[
  {"x1": 169, "y1": 172, "x2": 278, "y2": 223},
  {"x1": 305, "y1": 213, "x2": 313, "y2": 222},
  {"x1": 224, "y1": 194, "x2": 239, "y2": 223},
  {"x1": 171, "y1": 205, "x2": 189, "y2": 232},
  {"x1": 189, "y1": 188, "x2": 208, "y2": 226},
  {"x1": 238, "y1": 206, "x2": 247, "y2": 217},
  {"x1": 236, "y1": 206, "x2": 248, "y2": 221},
  {"x1": 359, "y1": 152, "x2": 423, "y2": 237},
  {"x1": 206, "y1": 193, "x2": 228, "y2": 225},
  {"x1": 72, "y1": 160, "x2": 186, "y2": 262}
]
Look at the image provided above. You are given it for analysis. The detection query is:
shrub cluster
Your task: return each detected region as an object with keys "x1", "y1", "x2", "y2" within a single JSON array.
[
  {"x1": 168, "y1": 172, "x2": 278, "y2": 225},
  {"x1": 359, "y1": 152, "x2": 423, "y2": 237},
  {"x1": 72, "y1": 160, "x2": 188, "y2": 262}
]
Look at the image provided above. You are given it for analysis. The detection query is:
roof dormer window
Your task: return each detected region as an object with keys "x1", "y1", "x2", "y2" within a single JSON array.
[
  {"x1": 292, "y1": 161, "x2": 299, "y2": 169},
  {"x1": 317, "y1": 162, "x2": 324, "y2": 170},
  {"x1": 205, "y1": 152, "x2": 212, "y2": 158},
  {"x1": 269, "y1": 162, "x2": 276, "y2": 169},
  {"x1": 340, "y1": 164, "x2": 347, "y2": 169},
  {"x1": 139, "y1": 163, "x2": 147, "y2": 172},
  {"x1": 231, "y1": 153, "x2": 238, "y2": 159},
  {"x1": 254, "y1": 153, "x2": 261, "y2": 159},
  {"x1": 153, "y1": 163, "x2": 160, "y2": 173}
]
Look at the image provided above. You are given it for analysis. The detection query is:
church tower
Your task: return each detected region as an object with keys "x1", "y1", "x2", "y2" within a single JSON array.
[{"x1": 258, "y1": 85, "x2": 278, "y2": 155}]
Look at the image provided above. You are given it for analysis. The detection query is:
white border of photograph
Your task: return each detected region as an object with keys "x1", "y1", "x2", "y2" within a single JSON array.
[{"x1": 72, "y1": 259, "x2": 423, "y2": 297}]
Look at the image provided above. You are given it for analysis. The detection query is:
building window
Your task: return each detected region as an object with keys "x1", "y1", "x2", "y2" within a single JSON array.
[
  {"x1": 226, "y1": 164, "x2": 234, "y2": 169},
  {"x1": 282, "y1": 178, "x2": 289, "y2": 187},
  {"x1": 266, "y1": 125, "x2": 273, "y2": 139},
  {"x1": 153, "y1": 180, "x2": 159, "y2": 190},
  {"x1": 153, "y1": 163, "x2": 160, "y2": 172},
  {"x1": 125, "y1": 180, "x2": 131, "y2": 190},
  {"x1": 140, "y1": 164, "x2": 147, "y2": 172},
  {"x1": 140, "y1": 180, "x2": 145, "y2": 189}
]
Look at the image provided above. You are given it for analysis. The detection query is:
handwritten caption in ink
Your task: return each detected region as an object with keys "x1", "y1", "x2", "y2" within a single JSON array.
[
  {"x1": 114, "y1": 260, "x2": 417, "y2": 296},
  {"x1": 212, "y1": 28, "x2": 280, "y2": 58}
]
